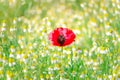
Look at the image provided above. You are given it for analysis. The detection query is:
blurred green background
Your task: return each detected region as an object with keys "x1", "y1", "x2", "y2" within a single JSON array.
[{"x1": 0, "y1": 0, "x2": 120, "y2": 80}]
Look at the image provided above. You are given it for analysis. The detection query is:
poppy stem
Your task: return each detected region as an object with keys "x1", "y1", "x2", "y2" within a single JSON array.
[
  {"x1": 71, "y1": 48, "x2": 73, "y2": 71},
  {"x1": 58, "y1": 47, "x2": 63, "y2": 79},
  {"x1": 61, "y1": 47, "x2": 63, "y2": 62}
]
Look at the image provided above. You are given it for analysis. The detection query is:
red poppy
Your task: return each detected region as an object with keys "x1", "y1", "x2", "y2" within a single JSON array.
[{"x1": 49, "y1": 27, "x2": 76, "y2": 46}]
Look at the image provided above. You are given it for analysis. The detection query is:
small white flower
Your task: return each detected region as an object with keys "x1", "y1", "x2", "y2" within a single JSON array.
[
  {"x1": 108, "y1": 75, "x2": 112, "y2": 80},
  {"x1": 41, "y1": 53, "x2": 46, "y2": 57},
  {"x1": 50, "y1": 77, "x2": 54, "y2": 80},
  {"x1": 80, "y1": 3, "x2": 86, "y2": 8},
  {"x1": 10, "y1": 49, "x2": 15, "y2": 53},
  {"x1": 10, "y1": 28, "x2": 16, "y2": 32},
  {"x1": 23, "y1": 69, "x2": 27, "y2": 73},
  {"x1": 80, "y1": 74, "x2": 84, "y2": 78},
  {"x1": 2, "y1": 23, "x2": 6, "y2": 27},
  {"x1": 16, "y1": 54, "x2": 22, "y2": 59},
  {"x1": 106, "y1": 32, "x2": 112, "y2": 36},
  {"x1": 41, "y1": 78, "x2": 44, "y2": 80},
  {"x1": 9, "y1": 54, "x2": 14, "y2": 58},
  {"x1": 97, "y1": 47, "x2": 108, "y2": 54},
  {"x1": 1, "y1": 27, "x2": 6, "y2": 31},
  {"x1": 23, "y1": 29, "x2": 27, "y2": 32},
  {"x1": 7, "y1": 76, "x2": 11, "y2": 80},
  {"x1": 47, "y1": 22, "x2": 51, "y2": 26},
  {"x1": 54, "y1": 67, "x2": 60, "y2": 70},
  {"x1": 73, "y1": 30, "x2": 81, "y2": 34},
  {"x1": 9, "y1": 62, "x2": 16, "y2": 67},
  {"x1": 97, "y1": 78, "x2": 102, "y2": 80}
]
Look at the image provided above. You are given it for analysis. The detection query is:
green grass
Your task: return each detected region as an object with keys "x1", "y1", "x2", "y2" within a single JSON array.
[{"x1": 0, "y1": 0, "x2": 120, "y2": 80}]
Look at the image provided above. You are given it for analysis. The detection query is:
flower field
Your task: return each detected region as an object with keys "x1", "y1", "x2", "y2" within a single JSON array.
[{"x1": 0, "y1": 0, "x2": 120, "y2": 80}]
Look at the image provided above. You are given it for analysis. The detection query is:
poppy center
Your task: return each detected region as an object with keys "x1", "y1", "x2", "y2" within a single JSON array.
[{"x1": 57, "y1": 35, "x2": 66, "y2": 46}]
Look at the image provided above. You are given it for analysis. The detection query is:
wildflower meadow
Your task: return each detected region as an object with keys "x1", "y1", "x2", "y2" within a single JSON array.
[{"x1": 0, "y1": 0, "x2": 120, "y2": 80}]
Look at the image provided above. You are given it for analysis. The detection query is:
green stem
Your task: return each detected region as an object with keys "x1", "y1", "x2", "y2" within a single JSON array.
[
  {"x1": 59, "y1": 47, "x2": 63, "y2": 79},
  {"x1": 61, "y1": 47, "x2": 63, "y2": 63},
  {"x1": 71, "y1": 48, "x2": 73, "y2": 71}
]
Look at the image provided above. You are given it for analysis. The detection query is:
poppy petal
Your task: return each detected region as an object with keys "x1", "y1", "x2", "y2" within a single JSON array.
[{"x1": 49, "y1": 27, "x2": 76, "y2": 47}]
